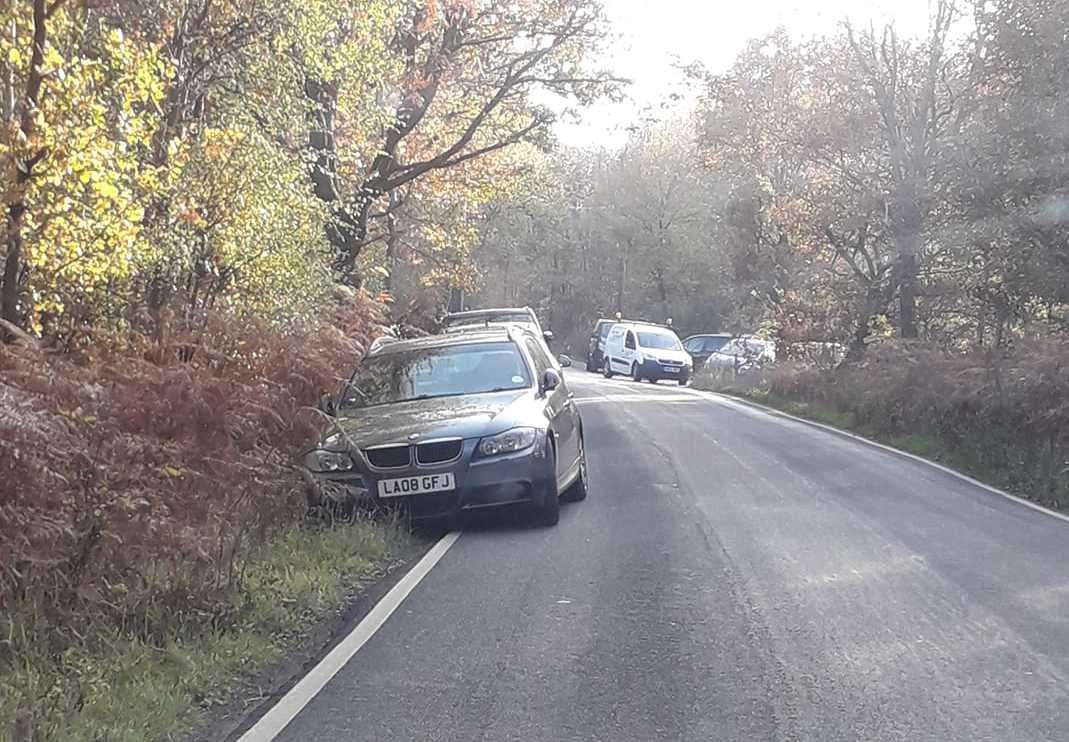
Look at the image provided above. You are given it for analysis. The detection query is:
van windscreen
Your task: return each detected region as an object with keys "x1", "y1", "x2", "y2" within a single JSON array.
[{"x1": 637, "y1": 332, "x2": 681, "y2": 350}]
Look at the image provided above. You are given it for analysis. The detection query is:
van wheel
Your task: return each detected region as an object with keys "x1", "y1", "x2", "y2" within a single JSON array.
[
  {"x1": 603, "y1": 359, "x2": 614, "y2": 378},
  {"x1": 631, "y1": 362, "x2": 642, "y2": 382}
]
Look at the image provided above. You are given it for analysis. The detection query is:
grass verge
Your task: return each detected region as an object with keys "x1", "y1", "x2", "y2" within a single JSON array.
[
  {"x1": 1, "y1": 518, "x2": 409, "y2": 742},
  {"x1": 692, "y1": 371, "x2": 1065, "y2": 510}
]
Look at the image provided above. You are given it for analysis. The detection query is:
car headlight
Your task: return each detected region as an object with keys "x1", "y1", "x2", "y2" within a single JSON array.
[
  {"x1": 477, "y1": 427, "x2": 538, "y2": 457},
  {"x1": 305, "y1": 448, "x2": 355, "y2": 473},
  {"x1": 304, "y1": 434, "x2": 355, "y2": 473}
]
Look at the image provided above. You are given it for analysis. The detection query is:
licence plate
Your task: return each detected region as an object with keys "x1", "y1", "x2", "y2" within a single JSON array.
[
  {"x1": 664, "y1": 366, "x2": 680, "y2": 373},
  {"x1": 378, "y1": 472, "x2": 456, "y2": 498}
]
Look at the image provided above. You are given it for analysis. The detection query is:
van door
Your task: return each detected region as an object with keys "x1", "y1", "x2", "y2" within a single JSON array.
[
  {"x1": 618, "y1": 329, "x2": 637, "y2": 373},
  {"x1": 605, "y1": 325, "x2": 625, "y2": 371}
]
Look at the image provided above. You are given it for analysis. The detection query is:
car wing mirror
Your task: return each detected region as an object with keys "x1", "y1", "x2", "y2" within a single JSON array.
[
  {"x1": 541, "y1": 369, "x2": 561, "y2": 393},
  {"x1": 542, "y1": 330, "x2": 554, "y2": 344},
  {"x1": 557, "y1": 354, "x2": 573, "y2": 368},
  {"x1": 317, "y1": 391, "x2": 336, "y2": 417}
]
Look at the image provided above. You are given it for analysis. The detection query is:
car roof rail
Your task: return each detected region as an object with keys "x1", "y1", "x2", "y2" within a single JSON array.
[{"x1": 368, "y1": 335, "x2": 400, "y2": 353}]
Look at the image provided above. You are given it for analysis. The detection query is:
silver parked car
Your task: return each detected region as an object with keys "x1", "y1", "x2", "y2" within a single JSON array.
[
  {"x1": 704, "y1": 335, "x2": 777, "y2": 372},
  {"x1": 442, "y1": 307, "x2": 553, "y2": 345}
]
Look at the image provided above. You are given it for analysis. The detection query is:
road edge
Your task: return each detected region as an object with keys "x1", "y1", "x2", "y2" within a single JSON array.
[
  {"x1": 695, "y1": 388, "x2": 1069, "y2": 526},
  {"x1": 228, "y1": 530, "x2": 462, "y2": 742}
]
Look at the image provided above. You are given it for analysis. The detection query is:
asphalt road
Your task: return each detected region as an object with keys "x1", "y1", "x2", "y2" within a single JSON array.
[{"x1": 268, "y1": 371, "x2": 1069, "y2": 742}]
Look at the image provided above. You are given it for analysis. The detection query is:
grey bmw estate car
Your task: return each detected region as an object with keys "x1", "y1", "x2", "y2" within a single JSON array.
[{"x1": 303, "y1": 327, "x2": 587, "y2": 526}]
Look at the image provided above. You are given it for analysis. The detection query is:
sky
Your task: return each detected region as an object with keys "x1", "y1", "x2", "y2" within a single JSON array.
[{"x1": 554, "y1": 0, "x2": 934, "y2": 147}]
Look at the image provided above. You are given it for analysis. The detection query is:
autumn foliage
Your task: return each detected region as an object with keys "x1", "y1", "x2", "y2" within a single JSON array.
[
  {"x1": 0, "y1": 289, "x2": 384, "y2": 642},
  {"x1": 703, "y1": 340, "x2": 1069, "y2": 509}
]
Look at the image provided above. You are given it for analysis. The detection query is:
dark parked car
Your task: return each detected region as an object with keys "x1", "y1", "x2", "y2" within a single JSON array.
[
  {"x1": 304, "y1": 327, "x2": 587, "y2": 526},
  {"x1": 682, "y1": 333, "x2": 732, "y2": 368},
  {"x1": 586, "y1": 318, "x2": 617, "y2": 372}
]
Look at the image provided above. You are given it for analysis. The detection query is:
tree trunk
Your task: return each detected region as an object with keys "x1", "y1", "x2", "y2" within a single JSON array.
[
  {"x1": 1, "y1": 0, "x2": 51, "y2": 330},
  {"x1": 304, "y1": 76, "x2": 367, "y2": 285},
  {"x1": 615, "y1": 240, "x2": 629, "y2": 314},
  {"x1": 1, "y1": 204, "x2": 24, "y2": 324},
  {"x1": 383, "y1": 192, "x2": 399, "y2": 293},
  {"x1": 897, "y1": 252, "x2": 918, "y2": 338}
]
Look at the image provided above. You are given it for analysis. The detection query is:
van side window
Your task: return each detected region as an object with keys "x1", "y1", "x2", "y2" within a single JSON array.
[{"x1": 625, "y1": 331, "x2": 636, "y2": 350}]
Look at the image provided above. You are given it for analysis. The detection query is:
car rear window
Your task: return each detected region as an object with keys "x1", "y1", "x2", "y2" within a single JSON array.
[{"x1": 340, "y1": 342, "x2": 531, "y2": 408}]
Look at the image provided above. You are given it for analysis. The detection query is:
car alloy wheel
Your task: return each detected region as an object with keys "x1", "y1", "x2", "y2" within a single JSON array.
[
  {"x1": 537, "y1": 441, "x2": 560, "y2": 526},
  {"x1": 562, "y1": 436, "x2": 588, "y2": 503}
]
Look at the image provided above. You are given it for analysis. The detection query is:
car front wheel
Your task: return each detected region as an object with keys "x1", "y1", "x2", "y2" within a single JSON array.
[
  {"x1": 537, "y1": 443, "x2": 560, "y2": 526},
  {"x1": 631, "y1": 362, "x2": 642, "y2": 382},
  {"x1": 603, "y1": 358, "x2": 614, "y2": 378},
  {"x1": 561, "y1": 435, "x2": 588, "y2": 503}
]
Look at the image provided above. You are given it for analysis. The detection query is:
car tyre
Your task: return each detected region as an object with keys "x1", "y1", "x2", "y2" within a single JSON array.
[
  {"x1": 603, "y1": 358, "x2": 614, "y2": 378},
  {"x1": 678, "y1": 377, "x2": 689, "y2": 386},
  {"x1": 631, "y1": 362, "x2": 642, "y2": 382},
  {"x1": 561, "y1": 436, "x2": 588, "y2": 503},
  {"x1": 537, "y1": 443, "x2": 560, "y2": 526}
]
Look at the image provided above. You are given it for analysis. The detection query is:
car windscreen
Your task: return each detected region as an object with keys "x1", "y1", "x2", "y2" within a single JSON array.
[
  {"x1": 597, "y1": 322, "x2": 615, "y2": 338},
  {"x1": 637, "y1": 331, "x2": 682, "y2": 350},
  {"x1": 445, "y1": 312, "x2": 532, "y2": 328},
  {"x1": 340, "y1": 342, "x2": 531, "y2": 408}
]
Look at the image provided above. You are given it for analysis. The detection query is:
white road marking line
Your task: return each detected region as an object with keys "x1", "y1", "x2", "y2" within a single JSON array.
[
  {"x1": 237, "y1": 531, "x2": 462, "y2": 742},
  {"x1": 575, "y1": 394, "x2": 699, "y2": 404},
  {"x1": 701, "y1": 391, "x2": 1069, "y2": 526}
]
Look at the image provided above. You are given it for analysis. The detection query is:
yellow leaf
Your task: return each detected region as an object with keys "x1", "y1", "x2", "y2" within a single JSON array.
[{"x1": 163, "y1": 466, "x2": 182, "y2": 478}]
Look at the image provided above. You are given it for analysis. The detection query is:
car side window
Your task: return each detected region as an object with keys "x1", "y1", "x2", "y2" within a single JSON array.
[
  {"x1": 523, "y1": 337, "x2": 550, "y2": 378},
  {"x1": 625, "y1": 331, "x2": 636, "y2": 350}
]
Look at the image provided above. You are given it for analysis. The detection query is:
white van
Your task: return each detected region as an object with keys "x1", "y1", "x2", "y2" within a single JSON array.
[{"x1": 601, "y1": 322, "x2": 693, "y2": 385}]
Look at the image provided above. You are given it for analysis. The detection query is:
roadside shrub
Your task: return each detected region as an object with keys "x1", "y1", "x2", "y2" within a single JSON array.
[
  {"x1": 697, "y1": 339, "x2": 1069, "y2": 508},
  {"x1": 0, "y1": 288, "x2": 386, "y2": 723}
]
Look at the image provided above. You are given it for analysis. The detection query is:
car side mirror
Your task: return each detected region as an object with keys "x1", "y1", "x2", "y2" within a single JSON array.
[
  {"x1": 542, "y1": 330, "x2": 554, "y2": 344},
  {"x1": 541, "y1": 368, "x2": 561, "y2": 393},
  {"x1": 557, "y1": 354, "x2": 573, "y2": 368},
  {"x1": 317, "y1": 391, "x2": 336, "y2": 417}
]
